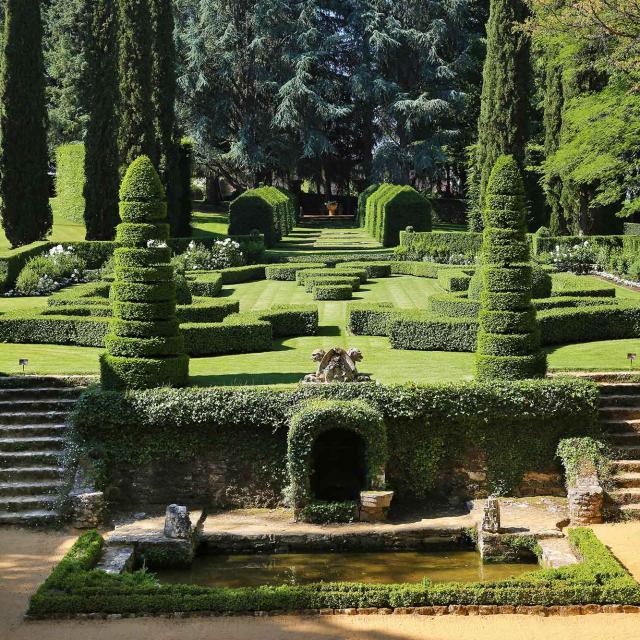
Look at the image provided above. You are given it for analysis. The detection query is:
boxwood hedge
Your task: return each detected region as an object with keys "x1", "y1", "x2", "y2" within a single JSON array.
[
  {"x1": 313, "y1": 284, "x2": 353, "y2": 300},
  {"x1": 265, "y1": 262, "x2": 326, "y2": 281}
]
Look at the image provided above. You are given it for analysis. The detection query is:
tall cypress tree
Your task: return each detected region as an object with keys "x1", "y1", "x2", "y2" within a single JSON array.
[
  {"x1": 150, "y1": 0, "x2": 186, "y2": 236},
  {"x1": 83, "y1": 0, "x2": 120, "y2": 240},
  {"x1": 475, "y1": 0, "x2": 530, "y2": 210},
  {"x1": 0, "y1": 0, "x2": 52, "y2": 247},
  {"x1": 117, "y1": 0, "x2": 156, "y2": 172}
]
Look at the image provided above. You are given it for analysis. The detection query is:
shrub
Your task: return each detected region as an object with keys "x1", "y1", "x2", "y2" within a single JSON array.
[
  {"x1": 390, "y1": 312, "x2": 478, "y2": 352},
  {"x1": 437, "y1": 269, "x2": 473, "y2": 292},
  {"x1": 390, "y1": 261, "x2": 458, "y2": 278},
  {"x1": 550, "y1": 241, "x2": 596, "y2": 274},
  {"x1": 53, "y1": 143, "x2": 85, "y2": 224},
  {"x1": 186, "y1": 272, "x2": 223, "y2": 297},
  {"x1": 229, "y1": 186, "x2": 296, "y2": 247},
  {"x1": 182, "y1": 315, "x2": 272, "y2": 356},
  {"x1": 282, "y1": 253, "x2": 390, "y2": 266},
  {"x1": 313, "y1": 284, "x2": 352, "y2": 300},
  {"x1": 356, "y1": 184, "x2": 378, "y2": 226},
  {"x1": 218, "y1": 264, "x2": 266, "y2": 284},
  {"x1": 551, "y1": 273, "x2": 615, "y2": 298},
  {"x1": 362, "y1": 185, "x2": 432, "y2": 246},
  {"x1": 475, "y1": 156, "x2": 546, "y2": 381},
  {"x1": 101, "y1": 156, "x2": 188, "y2": 390},
  {"x1": 398, "y1": 231, "x2": 483, "y2": 262},
  {"x1": 297, "y1": 501, "x2": 358, "y2": 524},
  {"x1": 347, "y1": 303, "x2": 399, "y2": 336},
  {"x1": 296, "y1": 267, "x2": 368, "y2": 285},
  {"x1": 265, "y1": 262, "x2": 326, "y2": 281},
  {"x1": 14, "y1": 246, "x2": 87, "y2": 295},
  {"x1": 340, "y1": 262, "x2": 391, "y2": 279},
  {"x1": 254, "y1": 305, "x2": 318, "y2": 337},
  {"x1": 304, "y1": 275, "x2": 360, "y2": 293},
  {"x1": 173, "y1": 239, "x2": 245, "y2": 271}
]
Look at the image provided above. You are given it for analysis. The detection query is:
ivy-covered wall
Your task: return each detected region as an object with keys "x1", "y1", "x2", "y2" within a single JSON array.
[{"x1": 70, "y1": 379, "x2": 600, "y2": 511}]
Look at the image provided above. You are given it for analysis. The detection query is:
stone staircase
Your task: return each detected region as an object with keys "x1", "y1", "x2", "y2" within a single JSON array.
[
  {"x1": 0, "y1": 377, "x2": 85, "y2": 525},
  {"x1": 600, "y1": 383, "x2": 640, "y2": 520}
]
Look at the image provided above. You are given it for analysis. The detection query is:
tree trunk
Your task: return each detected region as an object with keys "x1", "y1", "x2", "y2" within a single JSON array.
[{"x1": 204, "y1": 174, "x2": 222, "y2": 204}]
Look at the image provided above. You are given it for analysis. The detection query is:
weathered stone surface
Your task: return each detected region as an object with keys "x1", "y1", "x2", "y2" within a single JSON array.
[
  {"x1": 538, "y1": 538, "x2": 579, "y2": 569},
  {"x1": 481, "y1": 495, "x2": 500, "y2": 533},
  {"x1": 568, "y1": 475, "x2": 603, "y2": 525},
  {"x1": 359, "y1": 491, "x2": 394, "y2": 522},
  {"x1": 164, "y1": 504, "x2": 192, "y2": 539},
  {"x1": 70, "y1": 491, "x2": 105, "y2": 528},
  {"x1": 96, "y1": 545, "x2": 135, "y2": 575}
]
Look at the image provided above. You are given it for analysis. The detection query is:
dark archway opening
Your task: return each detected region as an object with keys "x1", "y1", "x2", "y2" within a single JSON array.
[{"x1": 310, "y1": 429, "x2": 366, "y2": 501}]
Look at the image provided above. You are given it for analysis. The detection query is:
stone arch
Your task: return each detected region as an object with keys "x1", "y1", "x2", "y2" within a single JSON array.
[{"x1": 287, "y1": 399, "x2": 387, "y2": 511}]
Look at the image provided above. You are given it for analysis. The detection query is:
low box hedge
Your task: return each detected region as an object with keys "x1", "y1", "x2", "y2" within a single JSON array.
[
  {"x1": 254, "y1": 305, "x2": 319, "y2": 337},
  {"x1": 100, "y1": 352, "x2": 189, "y2": 390},
  {"x1": 304, "y1": 275, "x2": 360, "y2": 293},
  {"x1": 296, "y1": 268, "x2": 368, "y2": 285},
  {"x1": 437, "y1": 269, "x2": 473, "y2": 292},
  {"x1": 313, "y1": 284, "x2": 353, "y2": 300},
  {"x1": 551, "y1": 274, "x2": 615, "y2": 298},
  {"x1": 280, "y1": 253, "x2": 391, "y2": 266},
  {"x1": 347, "y1": 303, "x2": 399, "y2": 336},
  {"x1": 266, "y1": 262, "x2": 326, "y2": 281},
  {"x1": 340, "y1": 261, "x2": 391, "y2": 279},
  {"x1": 182, "y1": 315, "x2": 272, "y2": 356},
  {"x1": 186, "y1": 272, "x2": 223, "y2": 298},
  {"x1": 29, "y1": 526, "x2": 638, "y2": 616},
  {"x1": 390, "y1": 261, "x2": 460, "y2": 279},
  {"x1": 390, "y1": 312, "x2": 478, "y2": 352}
]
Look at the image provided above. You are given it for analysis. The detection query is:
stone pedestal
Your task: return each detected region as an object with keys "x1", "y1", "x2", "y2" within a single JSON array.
[
  {"x1": 70, "y1": 491, "x2": 105, "y2": 528},
  {"x1": 482, "y1": 495, "x2": 501, "y2": 533},
  {"x1": 164, "y1": 504, "x2": 192, "y2": 539},
  {"x1": 568, "y1": 476, "x2": 603, "y2": 525},
  {"x1": 359, "y1": 491, "x2": 394, "y2": 522}
]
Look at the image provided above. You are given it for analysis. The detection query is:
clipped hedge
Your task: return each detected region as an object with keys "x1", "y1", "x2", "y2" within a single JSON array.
[
  {"x1": 218, "y1": 264, "x2": 267, "y2": 284},
  {"x1": 437, "y1": 269, "x2": 473, "y2": 292},
  {"x1": 281, "y1": 253, "x2": 391, "y2": 266},
  {"x1": 347, "y1": 303, "x2": 399, "y2": 336},
  {"x1": 398, "y1": 230, "x2": 483, "y2": 260},
  {"x1": 297, "y1": 267, "x2": 368, "y2": 285},
  {"x1": 390, "y1": 261, "x2": 459, "y2": 279},
  {"x1": 228, "y1": 186, "x2": 296, "y2": 247},
  {"x1": 356, "y1": 184, "x2": 378, "y2": 226},
  {"x1": 182, "y1": 315, "x2": 272, "y2": 356},
  {"x1": 551, "y1": 273, "x2": 615, "y2": 298},
  {"x1": 53, "y1": 143, "x2": 85, "y2": 224},
  {"x1": 187, "y1": 272, "x2": 223, "y2": 298},
  {"x1": 253, "y1": 304, "x2": 318, "y2": 337},
  {"x1": 340, "y1": 261, "x2": 391, "y2": 279},
  {"x1": 30, "y1": 527, "x2": 638, "y2": 617},
  {"x1": 313, "y1": 284, "x2": 352, "y2": 300},
  {"x1": 265, "y1": 262, "x2": 326, "y2": 281},
  {"x1": 390, "y1": 312, "x2": 478, "y2": 352},
  {"x1": 362, "y1": 184, "x2": 432, "y2": 246},
  {"x1": 304, "y1": 275, "x2": 360, "y2": 293}
]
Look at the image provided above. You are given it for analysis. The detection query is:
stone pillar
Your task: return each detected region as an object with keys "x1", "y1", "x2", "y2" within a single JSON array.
[
  {"x1": 164, "y1": 504, "x2": 192, "y2": 539},
  {"x1": 568, "y1": 476, "x2": 603, "y2": 525},
  {"x1": 359, "y1": 491, "x2": 394, "y2": 522},
  {"x1": 482, "y1": 495, "x2": 501, "y2": 533}
]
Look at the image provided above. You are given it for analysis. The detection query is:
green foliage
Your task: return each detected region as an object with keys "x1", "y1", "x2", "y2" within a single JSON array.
[
  {"x1": 29, "y1": 528, "x2": 638, "y2": 616},
  {"x1": 0, "y1": 0, "x2": 53, "y2": 247},
  {"x1": 297, "y1": 501, "x2": 358, "y2": 524},
  {"x1": 229, "y1": 187, "x2": 296, "y2": 247},
  {"x1": 340, "y1": 262, "x2": 391, "y2": 279},
  {"x1": 347, "y1": 303, "x2": 399, "y2": 336},
  {"x1": 437, "y1": 270, "x2": 473, "y2": 293},
  {"x1": 391, "y1": 312, "x2": 478, "y2": 352},
  {"x1": 312, "y1": 284, "x2": 352, "y2": 300},
  {"x1": 187, "y1": 272, "x2": 223, "y2": 298},
  {"x1": 287, "y1": 400, "x2": 387, "y2": 510},
  {"x1": 304, "y1": 276, "x2": 359, "y2": 293},
  {"x1": 181, "y1": 315, "x2": 272, "y2": 356},
  {"x1": 551, "y1": 273, "x2": 615, "y2": 298},
  {"x1": 475, "y1": 156, "x2": 546, "y2": 381},
  {"x1": 357, "y1": 185, "x2": 378, "y2": 226},
  {"x1": 297, "y1": 268, "x2": 368, "y2": 285},
  {"x1": 475, "y1": 0, "x2": 530, "y2": 209},
  {"x1": 102, "y1": 156, "x2": 188, "y2": 390},
  {"x1": 398, "y1": 231, "x2": 483, "y2": 262},
  {"x1": 83, "y1": 0, "x2": 119, "y2": 241},
  {"x1": 53, "y1": 144, "x2": 85, "y2": 224},
  {"x1": 265, "y1": 262, "x2": 326, "y2": 281},
  {"x1": 361, "y1": 185, "x2": 432, "y2": 247},
  {"x1": 117, "y1": 0, "x2": 156, "y2": 170},
  {"x1": 556, "y1": 437, "x2": 610, "y2": 487}
]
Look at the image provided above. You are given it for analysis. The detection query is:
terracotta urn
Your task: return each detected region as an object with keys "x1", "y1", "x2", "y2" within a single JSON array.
[{"x1": 327, "y1": 202, "x2": 338, "y2": 216}]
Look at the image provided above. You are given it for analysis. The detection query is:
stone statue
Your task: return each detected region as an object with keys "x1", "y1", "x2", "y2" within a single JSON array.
[{"x1": 302, "y1": 347, "x2": 371, "y2": 384}]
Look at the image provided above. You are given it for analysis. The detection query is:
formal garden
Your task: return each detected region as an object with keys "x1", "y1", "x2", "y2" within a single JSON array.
[{"x1": 1, "y1": 0, "x2": 640, "y2": 632}]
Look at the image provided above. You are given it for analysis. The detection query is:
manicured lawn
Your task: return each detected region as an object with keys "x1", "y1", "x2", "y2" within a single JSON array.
[
  {"x1": 191, "y1": 205, "x2": 229, "y2": 238},
  {"x1": 0, "y1": 343, "x2": 102, "y2": 376}
]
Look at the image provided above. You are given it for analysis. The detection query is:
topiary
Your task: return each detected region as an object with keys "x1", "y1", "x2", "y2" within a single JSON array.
[
  {"x1": 100, "y1": 156, "x2": 189, "y2": 390},
  {"x1": 474, "y1": 155, "x2": 547, "y2": 380}
]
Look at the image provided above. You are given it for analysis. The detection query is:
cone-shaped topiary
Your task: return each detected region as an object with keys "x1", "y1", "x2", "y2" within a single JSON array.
[
  {"x1": 101, "y1": 156, "x2": 189, "y2": 390},
  {"x1": 474, "y1": 155, "x2": 547, "y2": 380}
]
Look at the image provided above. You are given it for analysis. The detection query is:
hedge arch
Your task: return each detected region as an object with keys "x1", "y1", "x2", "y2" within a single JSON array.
[{"x1": 287, "y1": 399, "x2": 388, "y2": 513}]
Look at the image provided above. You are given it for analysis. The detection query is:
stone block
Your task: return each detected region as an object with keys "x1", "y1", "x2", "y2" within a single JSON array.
[
  {"x1": 70, "y1": 491, "x2": 105, "y2": 528},
  {"x1": 164, "y1": 504, "x2": 192, "y2": 539}
]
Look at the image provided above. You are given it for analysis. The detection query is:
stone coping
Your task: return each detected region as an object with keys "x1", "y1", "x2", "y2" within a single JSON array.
[{"x1": 24, "y1": 604, "x2": 640, "y2": 621}]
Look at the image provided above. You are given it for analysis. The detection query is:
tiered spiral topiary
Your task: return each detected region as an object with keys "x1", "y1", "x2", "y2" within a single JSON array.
[
  {"x1": 474, "y1": 155, "x2": 547, "y2": 380},
  {"x1": 100, "y1": 156, "x2": 189, "y2": 390}
]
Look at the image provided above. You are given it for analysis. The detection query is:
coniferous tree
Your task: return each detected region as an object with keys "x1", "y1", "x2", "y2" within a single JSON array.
[
  {"x1": 83, "y1": 0, "x2": 120, "y2": 240},
  {"x1": 118, "y1": 0, "x2": 156, "y2": 171},
  {"x1": 0, "y1": 0, "x2": 52, "y2": 247},
  {"x1": 150, "y1": 0, "x2": 187, "y2": 236},
  {"x1": 475, "y1": 0, "x2": 530, "y2": 210}
]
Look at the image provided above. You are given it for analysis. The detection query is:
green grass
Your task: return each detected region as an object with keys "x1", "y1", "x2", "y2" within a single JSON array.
[{"x1": 191, "y1": 205, "x2": 229, "y2": 239}]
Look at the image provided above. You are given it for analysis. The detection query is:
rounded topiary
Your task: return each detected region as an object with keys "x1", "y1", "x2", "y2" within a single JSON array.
[
  {"x1": 101, "y1": 156, "x2": 189, "y2": 390},
  {"x1": 474, "y1": 156, "x2": 547, "y2": 380}
]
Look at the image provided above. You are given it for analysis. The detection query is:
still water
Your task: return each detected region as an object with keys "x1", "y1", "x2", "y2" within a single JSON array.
[{"x1": 155, "y1": 550, "x2": 535, "y2": 588}]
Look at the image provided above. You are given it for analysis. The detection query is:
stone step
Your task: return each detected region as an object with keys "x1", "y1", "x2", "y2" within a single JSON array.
[
  {"x1": 599, "y1": 383, "x2": 640, "y2": 395},
  {"x1": 600, "y1": 419, "x2": 640, "y2": 434},
  {"x1": 607, "y1": 488, "x2": 640, "y2": 505},
  {"x1": 611, "y1": 473, "x2": 640, "y2": 489},
  {"x1": 607, "y1": 432, "x2": 640, "y2": 446},
  {"x1": 0, "y1": 450, "x2": 62, "y2": 466},
  {"x1": 0, "y1": 436, "x2": 65, "y2": 453},
  {"x1": 599, "y1": 395, "x2": 640, "y2": 408},
  {"x1": 0, "y1": 494, "x2": 57, "y2": 512},
  {"x1": 619, "y1": 503, "x2": 640, "y2": 521},
  {"x1": 0, "y1": 480, "x2": 64, "y2": 496},
  {"x1": 0, "y1": 411, "x2": 69, "y2": 425},
  {"x1": 611, "y1": 444, "x2": 640, "y2": 458},
  {"x1": 0, "y1": 423, "x2": 67, "y2": 438},
  {"x1": 0, "y1": 387, "x2": 83, "y2": 401},
  {"x1": 0, "y1": 399, "x2": 77, "y2": 412},
  {"x1": 0, "y1": 466, "x2": 64, "y2": 481},
  {"x1": 0, "y1": 509, "x2": 60, "y2": 524},
  {"x1": 610, "y1": 460, "x2": 640, "y2": 473},
  {"x1": 599, "y1": 407, "x2": 640, "y2": 420}
]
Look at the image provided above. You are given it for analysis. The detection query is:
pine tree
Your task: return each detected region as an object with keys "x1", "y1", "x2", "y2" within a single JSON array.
[
  {"x1": 118, "y1": 0, "x2": 156, "y2": 171},
  {"x1": 475, "y1": 155, "x2": 546, "y2": 381},
  {"x1": 150, "y1": 0, "x2": 186, "y2": 236},
  {"x1": 0, "y1": 0, "x2": 52, "y2": 247},
  {"x1": 83, "y1": 0, "x2": 120, "y2": 240},
  {"x1": 475, "y1": 0, "x2": 530, "y2": 210}
]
